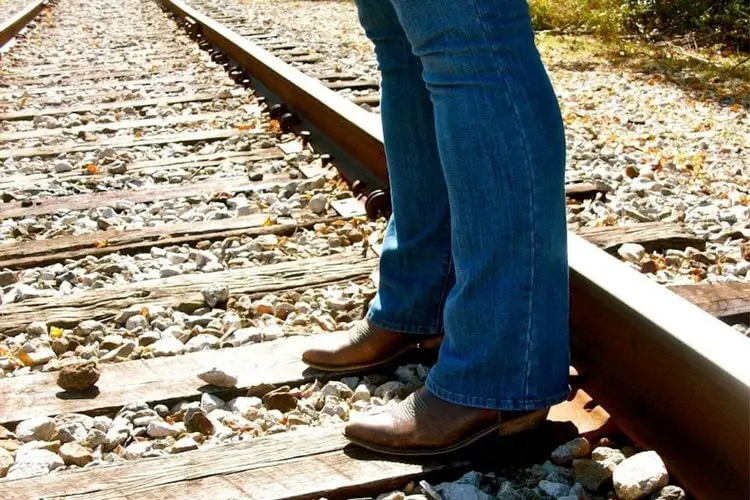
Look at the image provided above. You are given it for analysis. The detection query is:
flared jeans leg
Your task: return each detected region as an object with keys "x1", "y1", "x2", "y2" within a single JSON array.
[
  {"x1": 354, "y1": 0, "x2": 570, "y2": 410},
  {"x1": 355, "y1": 0, "x2": 455, "y2": 336}
]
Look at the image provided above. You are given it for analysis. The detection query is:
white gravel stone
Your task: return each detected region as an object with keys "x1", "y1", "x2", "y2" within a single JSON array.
[
  {"x1": 652, "y1": 485, "x2": 686, "y2": 500},
  {"x1": 308, "y1": 193, "x2": 327, "y2": 214},
  {"x1": 124, "y1": 441, "x2": 153, "y2": 460},
  {"x1": 618, "y1": 243, "x2": 646, "y2": 264},
  {"x1": 125, "y1": 315, "x2": 149, "y2": 331},
  {"x1": 613, "y1": 451, "x2": 669, "y2": 500},
  {"x1": 351, "y1": 384, "x2": 371, "y2": 403},
  {"x1": 228, "y1": 397, "x2": 262, "y2": 419},
  {"x1": 59, "y1": 442, "x2": 93, "y2": 467},
  {"x1": 201, "y1": 283, "x2": 229, "y2": 307},
  {"x1": 147, "y1": 421, "x2": 180, "y2": 438},
  {"x1": 6, "y1": 449, "x2": 64, "y2": 479},
  {"x1": 27, "y1": 347, "x2": 56, "y2": 366},
  {"x1": 200, "y1": 393, "x2": 225, "y2": 413},
  {"x1": 171, "y1": 436, "x2": 199, "y2": 453},
  {"x1": 320, "y1": 381, "x2": 353, "y2": 399},
  {"x1": 15, "y1": 417, "x2": 56, "y2": 442},
  {"x1": 150, "y1": 337, "x2": 184, "y2": 357},
  {"x1": 551, "y1": 437, "x2": 591, "y2": 464},
  {"x1": 538, "y1": 480, "x2": 570, "y2": 497},
  {"x1": 185, "y1": 334, "x2": 220, "y2": 352},
  {"x1": 26, "y1": 322, "x2": 48, "y2": 337}
]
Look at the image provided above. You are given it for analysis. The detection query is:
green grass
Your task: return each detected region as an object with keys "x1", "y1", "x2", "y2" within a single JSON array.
[
  {"x1": 528, "y1": 0, "x2": 749, "y2": 52},
  {"x1": 529, "y1": 0, "x2": 627, "y2": 39}
]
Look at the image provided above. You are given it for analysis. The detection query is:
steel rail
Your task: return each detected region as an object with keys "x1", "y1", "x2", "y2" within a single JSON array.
[
  {"x1": 157, "y1": 1, "x2": 750, "y2": 497},
  {"x1": 156, "y1": 0, "x2": 387, "y2": 187},
  {"x1": 0, "y1": 0, "x2": 48, "y2": 48}
]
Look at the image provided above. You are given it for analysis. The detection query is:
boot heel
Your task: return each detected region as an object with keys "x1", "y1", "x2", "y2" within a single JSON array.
[{"x1": 498, "y1": 408, "x2": 549, "y2": 436}]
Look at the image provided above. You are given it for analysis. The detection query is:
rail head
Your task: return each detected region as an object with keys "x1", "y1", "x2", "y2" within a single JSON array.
[
  {"x1": 569, "y1": 232, "x2": 750, "y2": 389},
  {"x1": 0, "y1": 0, "x2": 48, "y2": 48}
]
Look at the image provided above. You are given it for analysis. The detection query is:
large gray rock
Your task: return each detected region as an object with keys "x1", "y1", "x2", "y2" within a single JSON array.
[{"x1": 613, "y1": 451, "x2": 669, "y2": 500}]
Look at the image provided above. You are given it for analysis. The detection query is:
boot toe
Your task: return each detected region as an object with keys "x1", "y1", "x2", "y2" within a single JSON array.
[
  {"x1": 343, "y1": 412, "x2": 395, "y2": 447},
  {"x1": 300, "y1": 346, "x2": 330, "y2": 365}
]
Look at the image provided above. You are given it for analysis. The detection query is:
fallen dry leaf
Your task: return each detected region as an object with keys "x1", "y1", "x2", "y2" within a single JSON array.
[{"x1": 17, "y1": 351, "x2": 33, "y2": 367}]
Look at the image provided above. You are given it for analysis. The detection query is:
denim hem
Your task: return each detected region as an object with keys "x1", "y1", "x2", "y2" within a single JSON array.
[
  {"x1": 425, "y1": 376, "x2": 569, "y2": 411},
  {"x1": 365, "y1": 311, "x2": 440, "y2": 335}
]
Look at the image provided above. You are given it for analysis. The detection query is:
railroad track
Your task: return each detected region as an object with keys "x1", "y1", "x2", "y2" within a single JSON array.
[
  {"x1": 179, "y1": 0, "x2": 384, "y2": 112},
  {"x1": 0, "y1": 1, "x2": 748, "y2": 499}
]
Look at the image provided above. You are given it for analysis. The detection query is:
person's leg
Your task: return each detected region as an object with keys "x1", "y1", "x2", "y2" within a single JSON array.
[
  {"x1": 345, "y1": 0, "x2": 569, "y2": 453},
  {"x1": 302, "y1": 0, "x2": 454, "y2": 369}
]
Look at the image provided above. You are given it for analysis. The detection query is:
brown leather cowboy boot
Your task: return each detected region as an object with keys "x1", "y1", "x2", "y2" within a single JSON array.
[
  {"x1": 301, "y1": 319, "x2": 442, "y2": 372},
  {"x1": 343, "y1": 386, "x2": 549, "y2": 456}
]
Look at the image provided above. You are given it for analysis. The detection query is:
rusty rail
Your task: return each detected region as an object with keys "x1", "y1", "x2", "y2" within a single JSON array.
[
  {"x1": 0, "y1": 0, "x2": 48, "y2": 48},
  {"x1": 157, "y1": 1, "x2": 750, "y2": 497}
]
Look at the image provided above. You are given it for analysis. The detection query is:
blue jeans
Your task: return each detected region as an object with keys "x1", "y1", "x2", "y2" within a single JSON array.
[{"x1": 356, "y1": 0, "x2": 570, "y2": 410}]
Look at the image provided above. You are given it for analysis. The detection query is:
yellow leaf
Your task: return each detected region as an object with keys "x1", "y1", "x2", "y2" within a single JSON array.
[
  {"x1": 17, "y1": 351, "x2": 33, "y2": 367},
  {"x1": 140, "y1": 307, "x2": 150, "y2": 317},
  {"x1": 95, "y1": 240, "x2": 109, "y2": 248},
  {"x1": 50, "y1": 326, "x2": 63, "y2": 338},
  {"x1": 262, "y1": 217, "x2": 273, "y2": 227}
]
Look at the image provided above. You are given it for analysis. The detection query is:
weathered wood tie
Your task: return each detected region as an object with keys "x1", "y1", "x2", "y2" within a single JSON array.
[
  {"x1": 0, "y1": 253, "x2": 377, "y2": 336},
  {"x1": 0, "y1": 215, "x2": 345, "y2": 270},
  {"x1": 0, "y1": 426, "x2": 464, "y2": 500}
]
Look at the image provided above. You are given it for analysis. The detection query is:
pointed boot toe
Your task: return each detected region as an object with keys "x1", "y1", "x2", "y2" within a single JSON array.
[
  {"x1": 301, "y1": 320, "x2": 442, "y2": 372},
  {"x1": 343, "y1": 387, "x2": 550, "y2": 456}
]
